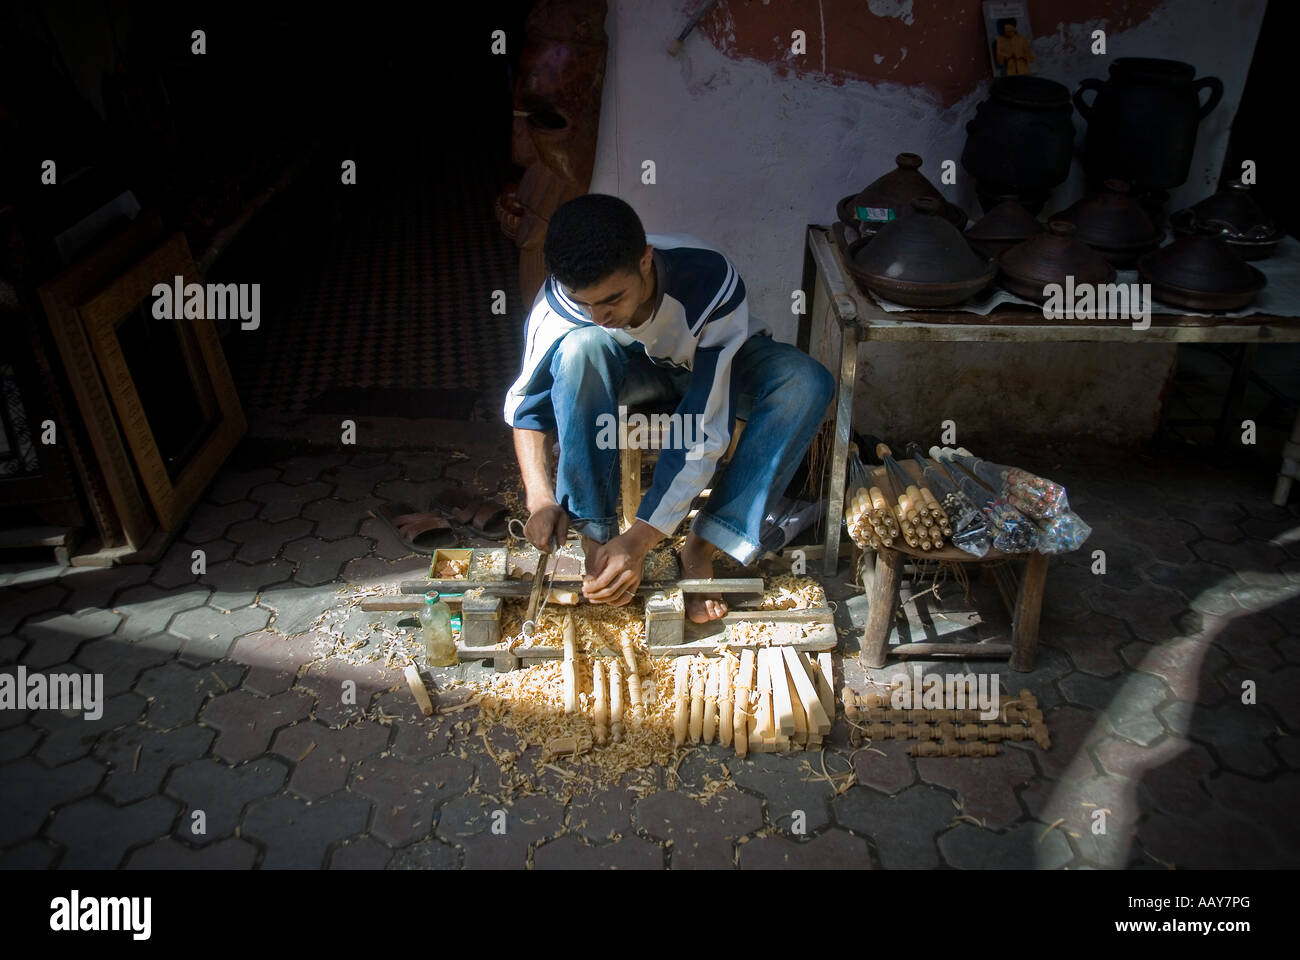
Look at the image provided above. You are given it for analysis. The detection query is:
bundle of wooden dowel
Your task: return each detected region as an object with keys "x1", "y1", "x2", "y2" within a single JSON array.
[
  {"x1": 672, "y1": 647, "x2": 835, "y2": 754},
  {"x1": 845, "y1": 447, "x2": 951, "y2": 552},
  {"x1": 843, "y1": 688, "x2": 1051, "y2": 752}
]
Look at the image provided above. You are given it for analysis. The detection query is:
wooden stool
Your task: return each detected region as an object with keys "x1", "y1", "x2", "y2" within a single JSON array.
[
  {"x1": 858, "y1": 544, "x2": 1048, "y2": 672},
  {"x1": 855, "y1": 458, "x2": 1051, "y2": 673},
  {"x1": 619, "y1": 407, "x2": 745, "y2": 532}
]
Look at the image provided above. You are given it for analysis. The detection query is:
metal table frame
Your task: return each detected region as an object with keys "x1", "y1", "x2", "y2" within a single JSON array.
[{"x1": 799, "y1": 224, "x2": 1300, "y2": 578}]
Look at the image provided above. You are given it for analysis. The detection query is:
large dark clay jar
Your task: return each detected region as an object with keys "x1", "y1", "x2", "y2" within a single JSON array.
[
  {"x1": 1074, "y1": 58, "x2": 1223, "y2": 190},
  {"x1": 962, "y1": 76, "x2": 1075, "y2": 214}
]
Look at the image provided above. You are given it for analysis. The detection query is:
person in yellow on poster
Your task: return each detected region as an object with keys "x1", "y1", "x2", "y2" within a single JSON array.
[{"x1": 996, "y1": 18, "x2": 1033, "y2": 76}]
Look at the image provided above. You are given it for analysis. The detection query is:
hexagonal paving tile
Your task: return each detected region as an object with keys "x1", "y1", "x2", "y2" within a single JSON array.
[
  {"x1": 112, "y1": 584, "x2": 212, "y2": 641},
  {"x1": 48, "y1": 795, "x2": 180, "y2": 868},
  {"x1": 270, "y1": 720, "x2": 390, "y2": 799},
  {"x1": 57, "y1": 565, "x2": 153, "y2": 614},
  {"x1": 0, "y1": 756, "x2": 104, "y2": 847},
  {"x1": 200, "y1": 689, "x2": 315, "y2": 763},
  {"x1": 438, "y1": 794, "x2": 565, "y2": 869},
  {"x1": 124, "y1": 835, "x2": 259, "y2": 869},
  {"x1": 241, "y1": 792, "x2": 372, "y2": 868},
  {"x1": 225, "y1": 517, "x2": 313, "y2": 563},
  {"x1": 738, "y1": 829, "x2": 871, "y2": 869},
  {"x1": 170, "y1": 604, "x2": 272, "y2": 666},
  {"x1": 207, "y1": 467, "x2": 281, "y2": 505},
  {"x1": 282, "y1": 536, "x2": 373, "y2": 586},
  {"x1": 201, "y1": 558, "x2": 295, "y2": 611},
  {"x1": 349, "y1": 755, "x2": 473, "y2": 846},
  {"x1": 328, "y1": 835, "x2": 393, "y2": 869},
  {"x1": 533, "y1": 833, "x2": 663, "y2": 869},
  {"x1": 302, "y1": 497, "x2": 379, "y2": 540},
  {"x1": 1058, "y1": 672, "x2": 1170, "y2": 746},
  {"x1": 729, "y1": 751, "x2": 832, "y2": 833},
  {"x1": 916, "y1": 747, "x2": 1036, "y2": 828},
  {"x1": 258, "y1": 583, "x2": 344, "y2": 637},
  {"x1": 276, "y1": 453, "x2": 348, "y2": 486},
  {"x1": 18, "y1": 609, "x2": 122, "y2": 669},
  {"x1": 833, "y1": 783, "x2": 954, "y2": 868},
  {"x1": 228, "y1": 629, "x2": 319, "y2": 695},
  {"x1": 164, "y1": 756, "x2": 289, "y2": 846},
  {"x1": 938, "y1": 820, "x2": 1073, "y2": 869},
  {"x1": 137, "y1": 661, "x2": 245, "y2": 730},
  {"x1": 1183, "y1": 701, "x2": 1280, "y2": 777},
  {"x1": 249, "y1": 481, "x2": 333, "y2": 523},
  {"x1": 95, "y1": 724, "x2": 216, "y2": 803},
  {"x1": 73, "y1": 635, "x2": 175, "y2": 699},
  {"x1": 1087, "y1": 583, "x2": 1189, "y2": 644},
  {"x1": 183, "y1": 499, "x2": 259, "y2": 543},
  {"x1": 30, "y1": 692, "x2": 147, "y2": 767}
]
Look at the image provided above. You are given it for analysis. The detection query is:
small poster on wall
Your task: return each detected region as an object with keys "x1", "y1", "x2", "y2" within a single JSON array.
[{"x1": 983, "y1": 1, "x2": 1034, "y2": 77}]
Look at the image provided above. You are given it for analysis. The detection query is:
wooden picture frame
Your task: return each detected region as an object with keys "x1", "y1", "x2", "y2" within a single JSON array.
[
  {"x1": 37, "y1": 215, "x2": 168, "y2": 550},
  {"x1": 76, "y1": 232, "x2": 246, "y2": 531}
]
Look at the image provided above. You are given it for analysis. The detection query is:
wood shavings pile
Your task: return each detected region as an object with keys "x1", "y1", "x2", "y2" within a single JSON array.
[
  {"x1": 756, "y1": 575, "x2": 826, "y2": 610},
  {"x1": 503, "y1": 598, "x2": 645, "y2": 652},
  {"x1": 470, "y1": 651, "x2": 680, "y2": 790},
  {"x1": 434, "y1": 558, "x2": 469, "y2": 579},
  {"x1": 467, "y1": 550, "x2": 505, "y2": 580},
  {"x1": 298, "y1": 583, "x2": 422, "y2": 669}
]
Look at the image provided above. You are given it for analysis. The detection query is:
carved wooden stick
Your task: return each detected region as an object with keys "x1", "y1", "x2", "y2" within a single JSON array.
[
  {"x1": 621, "y1": 637, "x2": 643, "y2": 724},
  {"x1": 609, "y1": 657, "x2": 625, "y2": 743},
  {"x1": 718, "y1": 655, "x2": 736, "y2": 748},
  {"x1": 673, "y1": 656, "x2": 691, "y2": 746},
  {"x1": 702, "y1": 659, "x2": 720, "y2": 744},
  {"x1": 592, "y1": 659, "x2": 609, "y2": 745},
  {"x1": 734, "y1": 649, "x2": 754, "y2": 757},
  {"x1": 561, "y1": 613, "x2": 578, "y2": 715},
  {"x1": 688, "y1": 659, "x2": 705, "y2": 745}
]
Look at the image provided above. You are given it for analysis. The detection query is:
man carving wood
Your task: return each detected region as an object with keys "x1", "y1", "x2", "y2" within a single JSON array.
[{"x1": 504, "y1": 195, "x2": 834, "y2": 622}]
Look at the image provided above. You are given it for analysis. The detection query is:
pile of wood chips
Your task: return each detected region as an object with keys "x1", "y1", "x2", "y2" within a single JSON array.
[
  {"x1": 468, "y1": 651, "x2": 686, "y2": 794},
  {"x1": 504, "y1": 598, "x2": 646, "y2": 651},
  {"x1": 756, "y1": 574, "x2": 826, "y2": 610},
  {"x1": 434, "y1": 557, "x2": 469, "y2": 579}
]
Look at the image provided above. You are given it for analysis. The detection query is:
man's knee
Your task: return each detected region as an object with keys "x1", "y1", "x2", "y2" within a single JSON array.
[
  {"x1": 791, "y1": 354, "x2": 835, "y2": 411},
  {"x1": 552, "y1": 325, "x2": 621, "y2": 382}
]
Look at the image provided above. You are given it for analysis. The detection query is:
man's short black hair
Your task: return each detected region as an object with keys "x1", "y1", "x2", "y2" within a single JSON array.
[
  {"x1": 544, "y1": 194, "x2": 647, "y2": 290},
  {"x1": 998, "y1": 17, "x2": 1017, "y2": 30}
]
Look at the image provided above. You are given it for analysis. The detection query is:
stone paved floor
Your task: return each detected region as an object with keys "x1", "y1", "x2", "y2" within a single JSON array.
[{"x1": 1, "y1": 430, "x2": 1297, "y2": 869}]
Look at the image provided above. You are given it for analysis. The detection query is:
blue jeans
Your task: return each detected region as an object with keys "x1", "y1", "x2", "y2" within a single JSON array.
[{"x1": 548, "y1": 327, "x2": 835, "y2": 564}]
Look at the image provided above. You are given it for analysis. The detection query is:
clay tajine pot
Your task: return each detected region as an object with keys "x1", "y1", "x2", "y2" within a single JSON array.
[
  {"x1": 846, "y1": 197, "x2": 996, "y2": 307},
  {"x1": 999, "y1": 221, "x2": 1117, "y2": 303},
  {"x1": 1170, "y1": 180, "x2": 1282, "y2": 260},
  {"x1": 1137, "y1": 225, "x2": 1267, "y2": 311},
  {"x1": 840, "y1": 153, "x2": 966, "y2": 239},
  {"x1": 965, "y1": 196, "x2": 1044, "y2": 260},
  {"x1": 1050, "y1": 180, "x2": 1159, "y2": 266}
]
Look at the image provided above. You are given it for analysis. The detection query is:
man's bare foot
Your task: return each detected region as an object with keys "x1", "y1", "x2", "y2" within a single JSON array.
[{"x1": 679, "y1": 534, "x2": 727, "y2": 623}]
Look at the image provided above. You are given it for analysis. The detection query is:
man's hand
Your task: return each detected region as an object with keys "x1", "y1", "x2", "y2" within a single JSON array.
[
  {"x1": 583, "y1": 522, "x2": 663, "y2": 605},
  {"x1": 524, "y1": 503, "x2": 568, "y2": 552}
]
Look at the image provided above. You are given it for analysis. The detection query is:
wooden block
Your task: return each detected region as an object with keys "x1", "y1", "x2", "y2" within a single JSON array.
[
  {"x1": 783, "y1": 646, "x2": 831, "y2": 735},
  {"x1": 766, "y1": 648, "x2": 795, "y2": 736},
  {"x1": 403, "y1": 664, "x2": 434, "y2": 717},
  {"x1": 815, "y1": 652, "x2": 835, "y2": 721},
  {"x1": 754, "y1": 650, "x2": 774, "y2": 741},
  {"x1": 783, "y1": 654, "x2": 807, "y2": 741}
]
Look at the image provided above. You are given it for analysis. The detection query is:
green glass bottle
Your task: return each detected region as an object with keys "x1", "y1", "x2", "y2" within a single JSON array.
[{"x1": 420, "y1": 592, "x2": 456, "y2": 667}]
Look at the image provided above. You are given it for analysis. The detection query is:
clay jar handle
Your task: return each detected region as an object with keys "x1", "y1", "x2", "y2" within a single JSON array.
[
  {"x1": 1194, "y1": 76, "x2": 1224, "y2": 119},
  {"x1": 1072, "y1": 78, "x2": 1104, "y2": 120}
]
